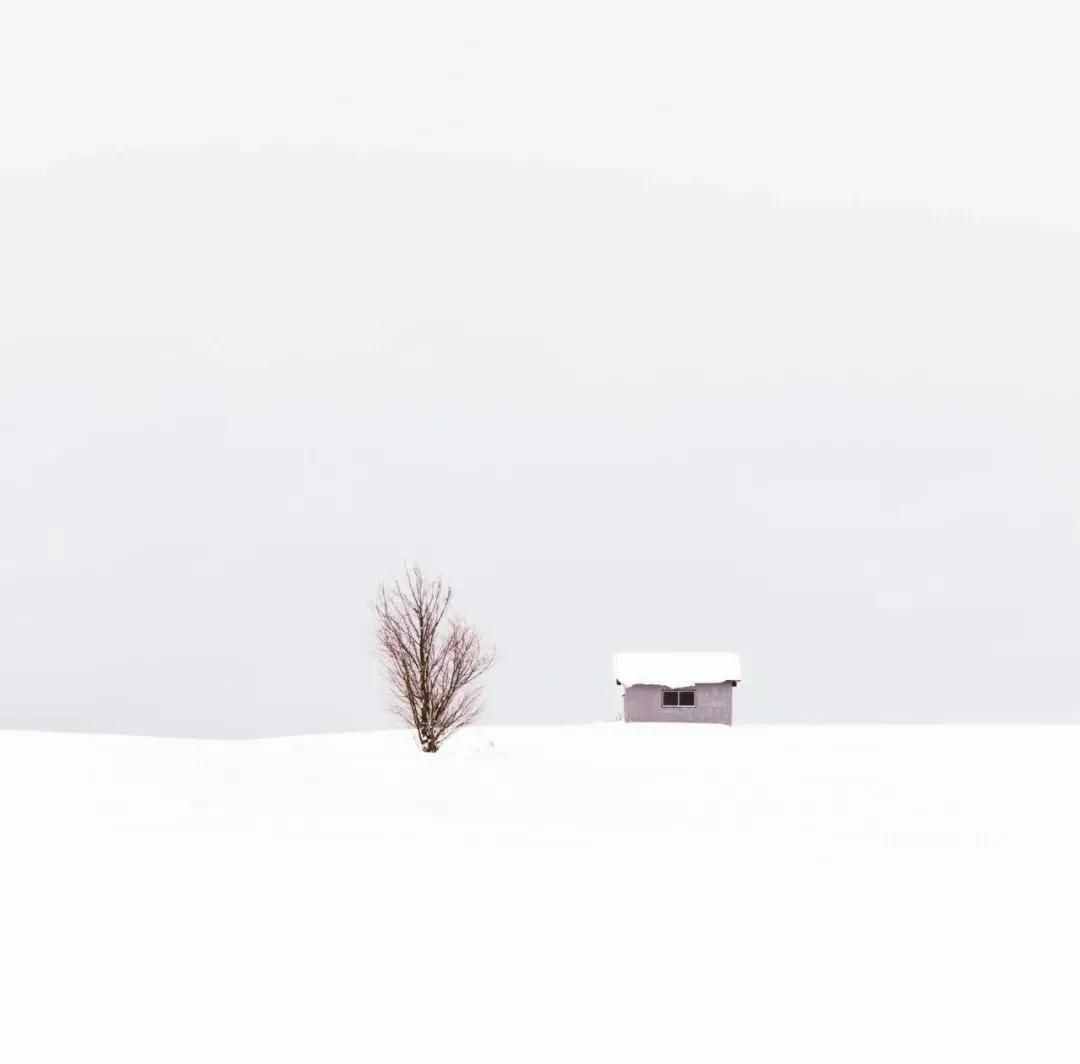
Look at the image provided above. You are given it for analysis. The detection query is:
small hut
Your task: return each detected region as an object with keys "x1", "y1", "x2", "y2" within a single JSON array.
[{"x1": 613, "y1": 652, "x2": 741, "y2": 724}]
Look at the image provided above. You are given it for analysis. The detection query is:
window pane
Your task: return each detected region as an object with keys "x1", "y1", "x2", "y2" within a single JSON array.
[
  {"x1": 662, "y1": 691, "x2": 678, "y2": 707},
  {"x1": 678, "y1": 690, "x2": 695, "y2": 706}
]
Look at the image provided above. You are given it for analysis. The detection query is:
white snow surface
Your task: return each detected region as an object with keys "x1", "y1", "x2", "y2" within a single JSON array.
[
  {"x1": 614, "y1": 650, "x2": 742, "y2": 688},
  {"x1": 3, "y1": 722, "x2": 1078, "y2": 1063}
]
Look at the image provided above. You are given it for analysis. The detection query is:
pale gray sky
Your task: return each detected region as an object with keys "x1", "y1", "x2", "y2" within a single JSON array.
[
  {"x1": 4, "y1": 0, "x2": 1080, "y2": 228},
  {"x1": 3, "y1": 4, "x2": 1079, "y2": 733}
]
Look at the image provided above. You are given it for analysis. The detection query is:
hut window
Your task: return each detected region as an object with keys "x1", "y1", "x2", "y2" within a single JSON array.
[{"x1": 662, "y1": 689, "x2": 695, "y2": 707}]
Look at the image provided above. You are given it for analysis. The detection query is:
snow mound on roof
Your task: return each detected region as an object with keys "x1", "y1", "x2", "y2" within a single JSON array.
[{"x1": 613, "y1": 651, "x2": 742, "y2": 688}]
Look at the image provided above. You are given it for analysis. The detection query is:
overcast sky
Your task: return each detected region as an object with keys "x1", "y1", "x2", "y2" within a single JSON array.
[
  {"x1": 3, "y1": 2, "x2": 1079, "y2": 733},
  {"x1": 6, "y1": 0, "x2": 1080, "y2": 228}
]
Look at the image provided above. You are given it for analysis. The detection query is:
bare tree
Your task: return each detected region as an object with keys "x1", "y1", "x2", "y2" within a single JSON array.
[{"x1": 375, "y1": 567, "x2": 495, "y2": 752}]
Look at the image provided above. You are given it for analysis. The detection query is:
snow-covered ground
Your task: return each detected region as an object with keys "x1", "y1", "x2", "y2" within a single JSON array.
[{"x1": 2, "y1": 723, "x2": 1077, "y2": 1061}]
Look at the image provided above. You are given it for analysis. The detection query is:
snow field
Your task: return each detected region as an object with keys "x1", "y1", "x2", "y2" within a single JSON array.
[{"x1": 1, "y1": 724, "x2": 1077, "y2": 1062}]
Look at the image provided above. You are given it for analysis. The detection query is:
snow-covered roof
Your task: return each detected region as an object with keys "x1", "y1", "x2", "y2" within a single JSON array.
[{"x1": 613, "y1": 652, "x2": 742, "y2": 689}]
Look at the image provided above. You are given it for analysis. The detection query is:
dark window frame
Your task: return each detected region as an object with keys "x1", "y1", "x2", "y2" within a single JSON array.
[{"x1": 661, "y1": 688, "x2": 695, "y2": 708}]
